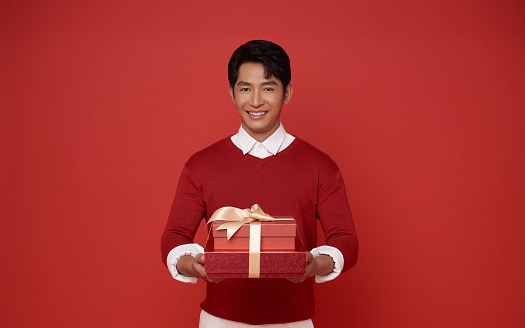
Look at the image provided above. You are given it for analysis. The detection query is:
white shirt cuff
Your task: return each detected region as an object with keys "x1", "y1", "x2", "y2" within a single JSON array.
[
  {"x1": 310, "y1": 245, "x2": 345, "y2": 283},
  {"x1": 166, "y1": 243, "x2": 205, "y2": 284}
]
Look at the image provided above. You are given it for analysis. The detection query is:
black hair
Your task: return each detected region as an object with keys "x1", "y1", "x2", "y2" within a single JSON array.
[{"x1": 228, "y1": 40, "x2": 291, "y2": 94}]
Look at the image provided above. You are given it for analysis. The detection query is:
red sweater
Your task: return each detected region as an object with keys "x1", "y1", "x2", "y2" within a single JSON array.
[{"x1": 161, "y1": 137, "x2": 358, "y2": 324}]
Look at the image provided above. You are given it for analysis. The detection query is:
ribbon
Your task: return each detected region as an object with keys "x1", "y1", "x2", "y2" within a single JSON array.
[
  {"x1": 207, "y1": 204, "x2": 275, "y2": 239},
  {"x1": 207, "y1": 204, "x2": 292, "y2": 278}
]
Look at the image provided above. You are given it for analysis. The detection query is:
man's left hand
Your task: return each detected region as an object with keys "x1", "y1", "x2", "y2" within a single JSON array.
[{"x1": 287, "y1": 252, "x2": 335, "y2": 283}]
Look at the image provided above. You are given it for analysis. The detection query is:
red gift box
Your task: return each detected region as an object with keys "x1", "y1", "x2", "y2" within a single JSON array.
[
  {"x1": 205, "y1": 251, "x2": 306, "y2": 278},
  {"x1": 205, "y1": 205, "x2": 306, "y2": 278},
  {"x1": 212, "y1": 220, "x2": 296, "y2": 251}
]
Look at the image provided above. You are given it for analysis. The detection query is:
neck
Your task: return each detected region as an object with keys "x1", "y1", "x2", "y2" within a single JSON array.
[{"x1": 243, "y1": 125, "x2": 279, "y2": 143}]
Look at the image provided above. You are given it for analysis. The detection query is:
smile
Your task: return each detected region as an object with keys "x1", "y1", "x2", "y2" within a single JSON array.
[{"x1": 247, "y1": 111, "x2": 268, "y2": 116}]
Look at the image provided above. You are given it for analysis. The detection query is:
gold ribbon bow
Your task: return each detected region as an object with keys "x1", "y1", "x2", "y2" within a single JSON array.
[
  {"x1": 207, "y1": 204, "x2": 289, "y2": 278},
  {"x1": 207, "y1": 204, "x2": 275, "y2": 240}
]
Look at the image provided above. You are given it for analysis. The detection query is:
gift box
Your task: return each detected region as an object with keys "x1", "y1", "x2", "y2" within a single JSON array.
[
  {"x1": 205, "y1": 251, "x2": 306, "y2": 278},
  {"x1": 212, "y1": 220, "x2": 296, "y2": 251},
  {"x1": 204, "y1": 205, "x2": 306, "y2": 278}
]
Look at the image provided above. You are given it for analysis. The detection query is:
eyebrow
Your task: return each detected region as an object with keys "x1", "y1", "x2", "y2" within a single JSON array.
[
  {"x1": 262, "y1": 81, "x2": 279, "y2": 86},
  {"x1": 236, "y1": 80, "x2": 279, "y2": 87}
]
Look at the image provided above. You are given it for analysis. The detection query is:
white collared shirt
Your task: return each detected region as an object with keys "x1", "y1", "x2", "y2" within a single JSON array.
[
  {"x1": 230, "y1": 123, "x2": 295, "y2": 159},
  {"x1": 166, "y1": 124, "x2": 345, "y2": 283}
]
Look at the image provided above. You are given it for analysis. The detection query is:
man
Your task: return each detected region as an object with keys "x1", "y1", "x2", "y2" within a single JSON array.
[{"x1": 161, "y1": 40, "x2": 358, "y2": 327}]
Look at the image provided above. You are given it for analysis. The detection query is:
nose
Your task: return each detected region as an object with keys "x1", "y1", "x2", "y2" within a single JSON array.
[{"x1": 250, "y1": 89, "x2": 263, "y2": 108}]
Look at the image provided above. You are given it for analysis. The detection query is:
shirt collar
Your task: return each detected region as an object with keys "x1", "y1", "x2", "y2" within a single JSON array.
[{"x1": 236, "y1": 123, "x2": 287, "y2": 156}]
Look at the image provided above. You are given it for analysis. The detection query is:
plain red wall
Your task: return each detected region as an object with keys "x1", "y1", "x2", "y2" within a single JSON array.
[{"x1": 2, "y1": 0, "x2": 524, "y2": 327}]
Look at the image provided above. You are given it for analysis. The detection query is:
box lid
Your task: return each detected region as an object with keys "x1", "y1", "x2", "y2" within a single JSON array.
[{"x1": 211, "y1": 219, "x2": 296, "y2": 238}]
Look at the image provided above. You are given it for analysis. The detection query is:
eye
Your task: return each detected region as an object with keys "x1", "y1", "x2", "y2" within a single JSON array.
[
  {"x1": 263, "y1": 87, "x2": 274, "y2": 91},
  {"x1": 240, "y1": 87, "x2": 250, "y2": 92}
]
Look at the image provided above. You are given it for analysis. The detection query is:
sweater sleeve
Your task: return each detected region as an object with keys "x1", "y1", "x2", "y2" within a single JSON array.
[
  {"x1": 317, "y1": 167, "x2": 358, "y2": 272},
  {"x1": 161, "y1": 163, "x2": 206, "y2": 266}
]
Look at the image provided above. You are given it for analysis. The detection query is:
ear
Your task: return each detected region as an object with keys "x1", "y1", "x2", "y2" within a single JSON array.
[
  {"x1": 283, "y1": 84, "x2": 293, "y2": 104},
  {"x1": 229, "y1": 86, "x2": 235, "y2": 103}
]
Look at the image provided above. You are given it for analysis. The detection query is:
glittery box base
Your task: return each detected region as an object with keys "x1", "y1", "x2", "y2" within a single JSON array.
[{"x1": 205, "y1": 251, "x2": 306, "y2": 278}]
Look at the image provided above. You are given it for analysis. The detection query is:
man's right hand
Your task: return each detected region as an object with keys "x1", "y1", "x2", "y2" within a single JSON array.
[{"x1": 176, "y1": 254, "x2": 224, "y2": 283}]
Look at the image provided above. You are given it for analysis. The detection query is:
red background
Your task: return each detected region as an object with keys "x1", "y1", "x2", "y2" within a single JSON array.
[{"x1": 2, "y1": 0, "x2": 524, "y2": 327}]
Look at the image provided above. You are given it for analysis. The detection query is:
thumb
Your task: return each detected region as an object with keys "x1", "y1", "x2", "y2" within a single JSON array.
[
  {"x1": 305, "y1": 252, "x2": 314, "y2": 262},
  {"x1": 195, "y1": 253, "x2": 205, "y2": 264}
]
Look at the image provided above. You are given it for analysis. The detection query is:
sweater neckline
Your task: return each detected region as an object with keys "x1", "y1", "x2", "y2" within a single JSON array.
[{"x1": 224, "y1": 136, "x2": 301, "y2": 164}]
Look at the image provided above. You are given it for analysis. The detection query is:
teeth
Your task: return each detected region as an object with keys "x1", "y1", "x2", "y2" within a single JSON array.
[{"x1": 248, "y1": 111, "x2": 268, "y2": 116}]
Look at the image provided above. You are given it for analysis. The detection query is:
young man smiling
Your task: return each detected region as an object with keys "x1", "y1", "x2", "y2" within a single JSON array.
[
  {"x1": 162, "y1": 40, "x2": 358, "y2": 327},
  {"x1": 230, "y1": 61, "x2": 292, "y2": 142}
]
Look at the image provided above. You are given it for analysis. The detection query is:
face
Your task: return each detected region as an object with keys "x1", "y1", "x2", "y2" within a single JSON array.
[{"x1": 229, "y1": 62, "x2": 293, "y2": 142}]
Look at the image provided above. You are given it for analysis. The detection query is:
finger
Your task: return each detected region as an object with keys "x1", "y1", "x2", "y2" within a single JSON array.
[
  {"x1": 305, "y1": 251, "x2": 314, "y2": 262},
  {"x1": 286, "y1": 277, "x2": 306, "y2": 283},
  {"x1": 205, "y1": 278, "x2": 225, "y2": 283},
  {"x1": 195, "y1": 253, "x2": 205, "y2": 264},
  {"x1": 304, "y1": 258, "x2": 316, "y2": 278},
  {"x1": 193, "y1": 260, "x2": 207, "y2": 279}
]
